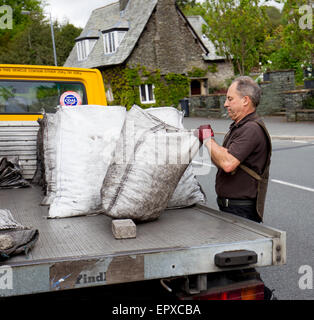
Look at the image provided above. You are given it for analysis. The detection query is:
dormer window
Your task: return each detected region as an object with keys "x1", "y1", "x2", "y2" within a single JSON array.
[
  {"x1": 102, "y1": 29, "x2": 128, "y2": 55},
  {"x1": 76, "y1": 38, "x2": 97, "y2": 61}
]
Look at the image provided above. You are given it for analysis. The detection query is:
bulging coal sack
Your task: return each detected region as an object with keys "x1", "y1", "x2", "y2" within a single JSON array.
[
  {"x1": 48, "y1": 105, "x2": 126, "y2": 218},
  {"x1": 145, "y1": 106, "x2": 206, "y2": 209},
  {"x1": 101, "y1": 105, "x2": 200, "y2": 222}
]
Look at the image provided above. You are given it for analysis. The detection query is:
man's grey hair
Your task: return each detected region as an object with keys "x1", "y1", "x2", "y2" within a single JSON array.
[{"x1": 232, "y1": 76, "x2": 262, "y2": 107}]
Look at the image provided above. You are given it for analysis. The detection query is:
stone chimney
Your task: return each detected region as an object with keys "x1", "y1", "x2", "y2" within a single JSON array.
[{"x1": 119, "y1": 0, "x2": 129, "y2": 11}]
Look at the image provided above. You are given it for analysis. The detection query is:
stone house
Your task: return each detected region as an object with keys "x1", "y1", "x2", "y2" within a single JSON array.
[{"x1": 64, "y1": 0, "x2": 234, "y2": 107}]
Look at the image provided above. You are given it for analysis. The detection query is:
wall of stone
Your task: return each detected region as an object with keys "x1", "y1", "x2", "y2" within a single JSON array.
[
  {"x1": 258, "y1": 70, "x2": 295, "y2": 115},
  {"x1": 284, "y1": 89, "x2": 314, "y2": 122},
  {"x1": 127, "y1": 0, "x2": 233, "y2": 87},
  {"x1": 190, "y1": 87, "x2": 314, "y2": 121},
  {"x1": 207, "y1": 61, "x2": 234, "y2": 89},
  {"x1": 190, "y1": 70, "x2": 314, "y2": 121},
  {"x1": 127, "y1": 0, "x2": 207, "y2": 74},
  {"x1": 190, "y1": 94, "x2": 227, "y2": 118},
  {"x1": 294, "y1": 110, "x2": 314, "y2": 121},
  {"x1": 265, "y1": 70, "x2": 295, "y2": 90}
]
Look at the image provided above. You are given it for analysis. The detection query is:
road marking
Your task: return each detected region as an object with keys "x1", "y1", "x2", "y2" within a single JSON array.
[
  {"x1": 192, "y1": 161, "x2": 314, "y2": 193},
  {"x1": 272, "y1": 143, "x2": 314, "y2": 152},
  {"x1": 271, "y1": 179, "x2": 314, "y2": 193},
  {"x1": 292, "y1": 140, "x2": 312, "y2": 144}
]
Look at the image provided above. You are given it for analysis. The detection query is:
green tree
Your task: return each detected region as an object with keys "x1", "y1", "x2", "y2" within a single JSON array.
[
  {"x1": 0, "y1": 14, "x2": 51, "y2": 65},
  {"x1": 0, "y1": 0, "x2": 42, "y2": 45},
  {"x1": 0, "y1": 2, "x2": 81, "y2": 66},
  {"x1": 55, "y1": 22, "x2": 82, "y2": 66},
  {"x1": 200, "y1": 0, "x2": 269, "y2": 75},
  {"x1": 176, "y1": 0, "x2": 197, "y2": 10},
  {"x1": 264, "y1": 0, "x2": 313, "y2": 83},
  {"x1": 258, "y1": 6, "x2": 283, "y2": 67},
  {"x1": 281, "y1": 1, "x2": 313, "y2": 63},
  {"x1": 180, "y1": 1, "x2": 206, "y2": 16},
  {"x1": 263, "y1": 5, "x2": 283, "y2": 31}
]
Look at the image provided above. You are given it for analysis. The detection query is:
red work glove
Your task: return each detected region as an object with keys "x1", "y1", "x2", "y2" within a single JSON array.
[{"x1": 195, "y1": 124, "x2": 214, "y2": 144}]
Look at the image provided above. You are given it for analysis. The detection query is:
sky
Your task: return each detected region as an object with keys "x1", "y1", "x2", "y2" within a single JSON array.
[
  {"x1": 44, "y1": 0, "x2": 117, "y2": 28},
  {"x1": 44, "y1": 0, "x2": 284, "y2": 28}
]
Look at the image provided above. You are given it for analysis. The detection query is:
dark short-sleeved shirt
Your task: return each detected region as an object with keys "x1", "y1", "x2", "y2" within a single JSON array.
[{"x1": 215, "y1": 112, "x2": 268, "y2": 199}]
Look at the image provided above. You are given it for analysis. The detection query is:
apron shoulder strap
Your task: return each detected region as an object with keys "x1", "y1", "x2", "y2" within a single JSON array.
[
  {"x1": 238, "y1": 118, "x2": 272, "y2": 180},
  {"x1": 239, "y1": 164, "x2": 262, "y2": 181}
]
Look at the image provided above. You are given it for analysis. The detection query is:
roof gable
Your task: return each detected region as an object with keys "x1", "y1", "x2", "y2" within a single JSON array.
[
  {"x1": 65, "y1": 0, "x2": 158, "y2": 68},
  {"x1": 187, "y1": 15, "x2": 226, "y2": 60},
  {"x1": 64, "y1": 0, "x2": 224, "y2": 69}
]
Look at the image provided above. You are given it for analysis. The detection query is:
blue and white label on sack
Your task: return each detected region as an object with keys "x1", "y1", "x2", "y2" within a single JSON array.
[{"x1": 60, "y1": 91, "x2": 82, "y2": 106}]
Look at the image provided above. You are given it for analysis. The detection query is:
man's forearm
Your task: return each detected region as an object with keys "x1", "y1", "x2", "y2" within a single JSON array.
[
  {"x1": 204, "y1": 138, "x2": 219, "y2": 168},
  {"x1": 204, "y1": 138, "x2": 240, "y2": 173}
]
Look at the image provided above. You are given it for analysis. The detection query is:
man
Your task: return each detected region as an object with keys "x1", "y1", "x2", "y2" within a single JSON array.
[
  {"x1": 197, "y1": 76, "x2": 272, "y2": 223},
  {"x1": 196, "y1": 76, "x2": 275, "y2": 300}
]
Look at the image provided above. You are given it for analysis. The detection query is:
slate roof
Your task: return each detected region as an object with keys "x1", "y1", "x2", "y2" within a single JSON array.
[
  {"x1": 186, "y1": 15, "x2": 226, "y2": 61},
  {"x1": 64, "y1": 1, "x2": 223, "y2": 69},
  {"x1": 64, "y1": 0, "x2": 158, "y2": 68}
]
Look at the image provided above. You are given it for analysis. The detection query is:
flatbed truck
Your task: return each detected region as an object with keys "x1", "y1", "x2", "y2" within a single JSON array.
[
  {"x1": 0, "y1": 184, "x2": 286, "y2": 299},
  {"x1": 0, "y1": 65, "x2": 286, "y2": 301}
]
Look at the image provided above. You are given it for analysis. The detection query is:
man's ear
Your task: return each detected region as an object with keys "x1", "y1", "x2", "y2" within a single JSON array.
[{"x1": 242, "y1": 96, "x2": 250, "y2": 107}]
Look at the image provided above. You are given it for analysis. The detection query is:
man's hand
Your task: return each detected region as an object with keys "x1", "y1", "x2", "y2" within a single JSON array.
[{"x1": 195, "y1": 124, "x2": 214, "y2": 144}]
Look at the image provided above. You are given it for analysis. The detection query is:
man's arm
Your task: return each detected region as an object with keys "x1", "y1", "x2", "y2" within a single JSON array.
[
  {"x1": 204, "y1": 138, "x2": 240, "y2": 173},
  {"x1": 195, "y1": 125, "x2": 240, "y2": 173}
]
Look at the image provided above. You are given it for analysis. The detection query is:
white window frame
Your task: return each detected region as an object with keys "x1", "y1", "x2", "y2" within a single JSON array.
[
  {"x1": 139, "y1": 84, "x2": 156, "y2": 104},
  {"x1": 103, "y1": 30, "x2": 126, "y2": 55},
  {"x1": 76, "y1": 39, "x2": 97, "y2": 61},
  {"x1": 103, "y1": 32, "x2": 116, "y2": 54}
]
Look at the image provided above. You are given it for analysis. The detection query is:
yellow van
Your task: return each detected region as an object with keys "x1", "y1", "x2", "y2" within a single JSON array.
[
  {"x1": 0, "y1": 64, "x2": 107, "y2": 121},
  {"x1": 0, "y1": 64, "x2": 108, "y2": 178}
]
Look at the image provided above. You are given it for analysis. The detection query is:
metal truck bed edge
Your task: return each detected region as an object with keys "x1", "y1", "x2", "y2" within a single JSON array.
[{"x1": 0, "y1": 186, "x2": 286, "y2": 297}]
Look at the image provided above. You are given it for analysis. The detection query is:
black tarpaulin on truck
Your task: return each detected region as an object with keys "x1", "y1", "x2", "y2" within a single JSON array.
[
  {"x1": 0, "y1": 157, "x2": 30, "y2": 189},
  {"x1": 0, "y1": 209, "x2": 39, "y2": 261}
]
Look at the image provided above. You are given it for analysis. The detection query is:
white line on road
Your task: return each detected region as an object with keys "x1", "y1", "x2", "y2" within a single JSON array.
[
  {"x1": 192, "y1": 161, "x2": 314, "y2": 193},
  {"x1": 271, "y1": 179, "x2": 314, "y2": 193},
  {"x1": 291, "y1": 140, "x2": 313, "y2": 144}
]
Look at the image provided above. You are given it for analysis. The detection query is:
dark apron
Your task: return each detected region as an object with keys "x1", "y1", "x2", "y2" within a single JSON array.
[
  {"x1": 222, "y1": 117, "x2": 272, "y2": 221},
  {"x1": 238, "y1": 119, "x2": 272, "y2": 221}
]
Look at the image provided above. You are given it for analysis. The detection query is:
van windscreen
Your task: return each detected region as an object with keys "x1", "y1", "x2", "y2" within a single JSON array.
[{"x1": 0, "y1": 80, "x2": 87, "y2": 113}]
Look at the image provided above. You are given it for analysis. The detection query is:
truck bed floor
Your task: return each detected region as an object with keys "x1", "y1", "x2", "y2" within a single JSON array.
[
  {"x1": 1, "y1": 185, "x2": 273, "y2": 265},
  {"x1": 0, "y1": 185, "x2": 286, "y2": 297}
]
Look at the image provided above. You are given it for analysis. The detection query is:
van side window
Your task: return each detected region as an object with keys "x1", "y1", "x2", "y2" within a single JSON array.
[{"x1": 0, "y1": 81, "x2": 87, "y2": 113}]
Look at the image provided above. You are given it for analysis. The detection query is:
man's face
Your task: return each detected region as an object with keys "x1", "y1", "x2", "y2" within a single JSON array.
[{"x1": 224, "y1": 82, "x2": 246, "y2": 123}]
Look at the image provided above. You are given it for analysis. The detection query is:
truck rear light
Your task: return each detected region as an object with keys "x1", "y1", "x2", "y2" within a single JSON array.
[
  {"x1": 186, "y1": 283, "x2": 264, "y2": 301},
  {"x1": 241, "y1": 285, "x2": 264, "y2": 300}
]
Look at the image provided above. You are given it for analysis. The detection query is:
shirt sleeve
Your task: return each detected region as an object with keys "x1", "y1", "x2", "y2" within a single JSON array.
[{"x1": 227, "y1": 123, "x2": 264, "y2": 163}]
